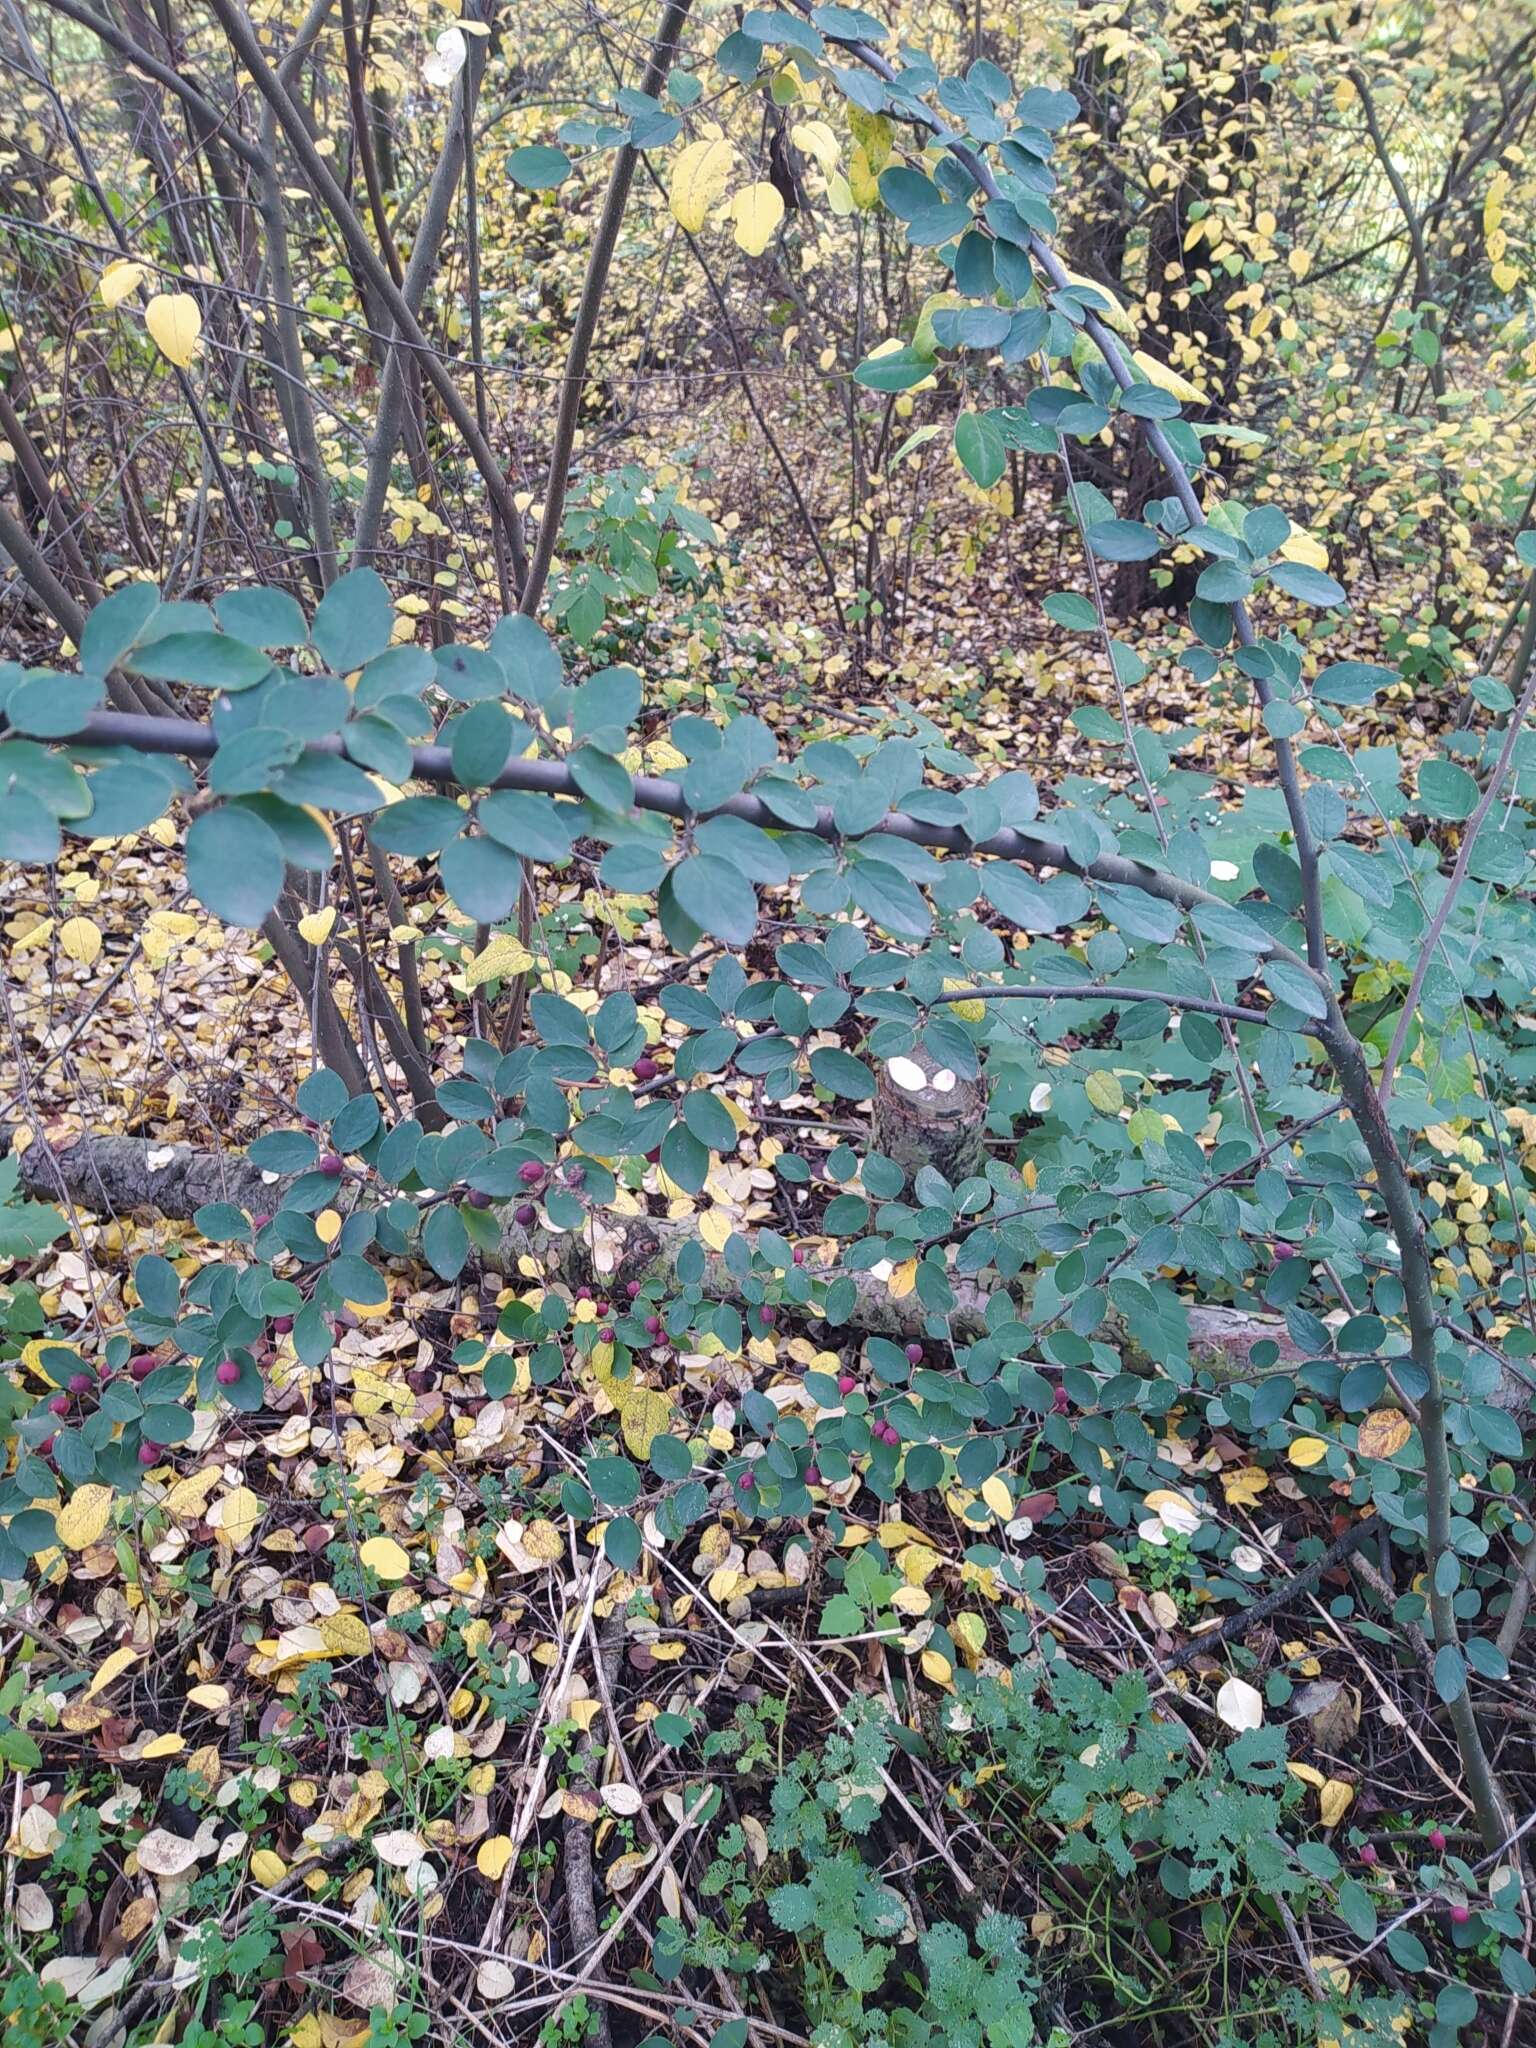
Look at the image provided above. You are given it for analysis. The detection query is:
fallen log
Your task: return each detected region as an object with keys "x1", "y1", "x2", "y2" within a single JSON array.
[{"x1": 9, "y1": 1129, "x2": 1314, "y2": 1372}]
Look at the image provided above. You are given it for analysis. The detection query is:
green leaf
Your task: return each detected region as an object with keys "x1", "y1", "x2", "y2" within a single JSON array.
[
  {"x1": 853, "y1": 347, "x2": 932, "y2": 392},
  {"x1": 127, "y1": 632, "x2": 273, "y2": 691},
  {"x1": 1433, "y1": 1643, "x2": 1466, "y2": 1704},
  {"x1": 215, "y1": 587, "x2": 308, "y2": 647},
  {"x1": 0, "y1": 789, "x2": 62, "y2": 862},
  {"x1": 368, "y1": 796, "x2": 468, "y2": 856},
  {"x1": 1086, "y1": 519, "x2": 1161, "y2": 563},
  {"x1": 508, "y1": 144, "x2": 572, "y2": 188},
  {"x1": 1043, "y1": 592, "x2": 1097, "y2": 631},
  {"x1": 809, "y1": 1048, "x2": 876, "y2": 1100},
  {"x1": 185, "y1": 806, "x2": 284, "y2": 925},
  {"x1": 441, "y1": 833, "x2": 524, "y2": 920},
  {"x1": 80, "y1": 582, "x2": 159, "y2": 673},
  {"x1": 423, "y1": 1204, "x2": 469, "y2": 1281},
  {"x1": 954, "y1": 411, "x2": 1006, "y2": 488},
  {"x1": 450, "y1": 701, "x2": 513, "y2": 787},
  {"x1": 310, "y1": 567, "x2": 393, "y2": 671},
  {"x1": 587, "y1": 1454, "x2": 640, "y2": 1509},
  {"x1": 6, "y1": 673, "x2": 103, "y2": 739},
  {"x1": 1418, "y1": 757, "x2": 1478, "y2": 821},
  {"x1": 1269, "y1": 561, "x2": 1347, "y2": 608},
  {"x1": 1263, "y1": 959, "x2": 1327, "y2": 1019},
  {"x1": 669, "y1": 854, "x2": 758, "y2": 944},
  {"x1": 477, "y1": 790, "x2": 573, "y2": 862}
]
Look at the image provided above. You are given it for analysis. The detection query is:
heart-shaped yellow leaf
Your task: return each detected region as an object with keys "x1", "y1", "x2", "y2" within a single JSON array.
[
  {"x1": 731, "y1": 180, "x2": 785, "y2": 256},
  {"x1": 144, "y1": 292, "x2": 202, "y2": 367},
  {"x1": 298, "y1": 907, "x2": 336, "y2": 946},
  {"x1": 99, "y1": 259, "x2": 145, "y2": 309}
]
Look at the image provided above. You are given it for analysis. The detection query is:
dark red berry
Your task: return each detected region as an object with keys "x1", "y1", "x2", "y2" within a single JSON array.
[
  {"x1": 837, "y1": 1374, "x2": 856, "y2": 1396},
  {"x1": 514, "y1": 1203, "x2": 537, "y2": 1227},
  {"x1": 626, "y1": 1281, "x2": 641, "y2": 1299},
  {"x1": 596, "y1": 1299, "x2": 610, "y2": 1317},
  {"x1": 318, "y1": 1152, "x2": 344, "y2": 1177},
  {"x1": 518, "y1": 1160, "x2": 545, "y2": 1187},
  {"x1": 1052, "y1": 1386, "x2": 1072, "y2": 1415},
  {"x1": 905, "y1": 1342, "x2": 923, "y2": 1364},
  {"x1": 138, "y1": 1442, "x2": 159, "y2": 1466},
  {"x1": 1359, "y1": 1843, "x2": 1378, "y2": 1867},
  {"x1": 598, "y1": 1326, "x2": 614, "y2": 1344},
  {"x1": 760, "y1": 1305, "x2": 777, "y2": 1327},
  {"x1": 1451, "y1": 1903, "x2": 1470, "y2": 1925},
  {"x1": 47, "y1": 1394, "x2": 69, "y2": 1417},
  {"x1": 634, "y1": 1055, "x2": 659, "y2": 1081},
  {"x1": 576, "y1": 1285, "x2": 592, "y2": 1301},
  {"x1": 271, "y1": 1316, "x2": 294, "y2": 1335},
  {"x1": 68, "y1": 1372, "x2": 92, "y2": 1394},
  {"x1": 737, "y1": 1472, "x2": 754, "y2": 1491},
  {"x1": 645, "y1": 1315, "x2": 662, "y2": 1336},
  {"x1": 253, "y1": 1212, "x2": 272, "y2": 1229},
  {"x1": 1429, "y1": 1829, "x2": 1447, "y2": 1853},
  {"x1": 130, "y1": 1353, "x2": 157, "y2": 1382},
  {"x1": 804, "y1": 1465, "x2": 821, "y2": 1485},
  {"x1": 467, "y1": 1189, "x2": 493, "y2": 1210},
  {"x1": 36, "y1": 1434, "x2": 55, "y2": 1457},
  {"x1": 645, "y1": 1146, "x2": 661, "y2": 1164},
  {"x1": 215, "y1": 1360, "x2": 241, "y2": 1386},
  {"x1": 793, "y1": 1246, "x2": 806, "y2": 1266}
]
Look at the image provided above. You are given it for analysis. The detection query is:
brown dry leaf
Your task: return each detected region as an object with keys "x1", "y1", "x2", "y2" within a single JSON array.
[{"x1": 1357, "y1": 1409, "x2": 1412, "y2": 1461}]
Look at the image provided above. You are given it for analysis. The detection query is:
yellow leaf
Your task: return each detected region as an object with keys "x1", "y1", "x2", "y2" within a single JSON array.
[
  {"x1": 315, "y1": 1208, "x2": 342, "y2": 1246},
  {"x1": 58, "y1": 916, "x2": 102, "y2": 966},
  {"x1": 144, "y1": 291, "x2": 203, "y2": 367},
  {"x1": 668, "y1": 137, "x2": 734, "y2": 231},
  {"x1": 465, "y1": 933, "x2": 533, "y2": 989},
  {"x1": 1130, "y1": 347, "x2": 1207, "y2": 404},
  {"x1": 99, "y1": 259, "x2": 145, "y2": 309},
  {"x1": 1056, "y1": 263, "x2": 1137, "y2": 337},
  {"x1": 186, "y1": 1683, "x2": 230, "y2": 1710},
  {"x1": 475, "y1": 1834, "x2": 514, "y2": 1880},
  {"x1": 298, "y1": 908, "x2": 336, "y2": 946},
  {"x1": 359, "y1": 1535, "x2": 411, "y2": 1582},
  {"x1": 951, "y1": 1612, "x2": 986, "y2": 1661},
  {"x1": 980, "y1": 1474, "x2": 1013, "y2": 1521},
  {"x1": 164, "y1": 1466, "x2": 223, "y2": 1519},
  {"x1": 251, "y1": 1848, "x2": 288, "y2": 1886},
  {"x1": 897, "y1": 1543, "x2": 942, "y2": 1587},
  {"x1": 1279, "y1": 526, "x2": 1330, "y2": 572},
  {"x1": 620, "y1": 1385, "x2": 672, "y2": 1461},
  {"x1": 1357, "y1": 1409, "x2": 1411, "y2": 1461},
  {"x1": 318, "y1": 1612, "x2": 372, "y2": 1657},
  {"x1": 730, "y1": 181, "x2": 785, "y2": 257},
  {"x1": 1288, "y1": 1436, "x2": 1329, "y2": 1469},
  {"x1": 142, "y1": 1732, "x2": 185, "y2": 1759},
  {"x1": 1085, "y1": 1069, "x2": 1124, "y2": 1115},
  {"x1": 920, "y1": 1649, "x2": 953, "y2": 1688},
  {"x1": 214, "y1": 1485, "x2": 262, "y2": 1547},
  {"x1": 1319, "y1": 1779, "x2": 1355, "y2": 1827},
  {"x1": 56, "y1": 1483, "x2": 113, "y2": 1551},
  {"x1": 1221, "y1": 1465, "x2": 1269, "y2": 1507},
  {"x1": 698, "y1": 1206, "x2": 733, "y2": 1252},
  {"x1": 1287, "y1": 246, "x2": 1313, "y2": 281},
  {"x1": 1287, "y1": 1761, "x2": 1326, "y2": 1789},
  {"x1": 887, "y1": 1258, "x2": 917, "y2": 1299},
  {"x1": 86, "y1": 1646, "x2": 142, "y2": 1699},
  {"x1": 789, "y1": 120, "x2": 839, "y2": 173}
]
